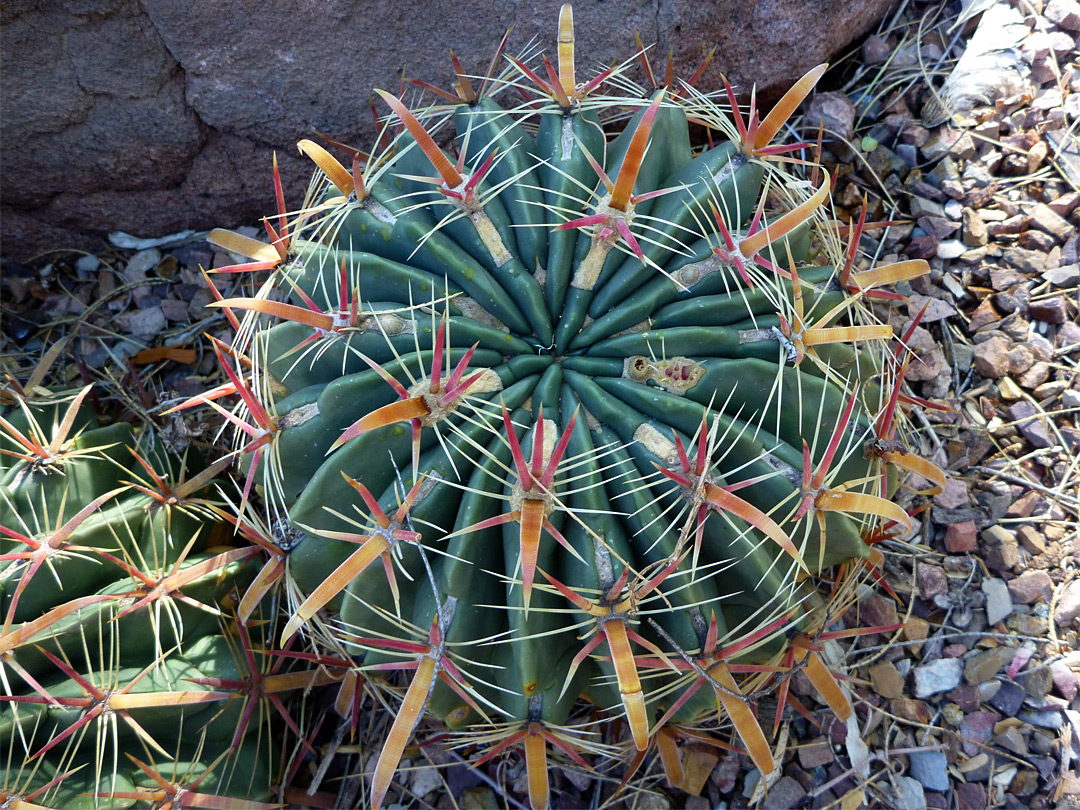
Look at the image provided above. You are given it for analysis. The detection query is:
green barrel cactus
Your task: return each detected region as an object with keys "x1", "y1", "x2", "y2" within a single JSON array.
[
  {"x1": 0, "y1": 378, "x2": 324, "y2": 808},
  {"x1": 194, "y1": 5, "x2": 944, "y2": 807}
]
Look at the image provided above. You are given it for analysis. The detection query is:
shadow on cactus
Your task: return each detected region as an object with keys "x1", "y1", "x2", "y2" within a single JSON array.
[{"x1": 190, "y1": 5, "x2": 945, "y2": 807}]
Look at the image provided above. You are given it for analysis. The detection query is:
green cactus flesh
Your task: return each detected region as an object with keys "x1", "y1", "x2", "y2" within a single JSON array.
[
  {"x1": 0, "y1": 391, "x2": 291, "y2": 809},
  {"x1": 178, "y1": 8, "x2": 934, "y2": 808}
]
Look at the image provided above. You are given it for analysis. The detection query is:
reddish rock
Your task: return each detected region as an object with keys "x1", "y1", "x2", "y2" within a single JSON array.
[
  {"x1": 1030, "y1": 296, "x2": 1069, "y2": 324},
  {"x1": 917, "y1": 563, "x2": 948, "y2": 600},
  {"x1": 1018, "y1": 361, "x2": 1050, "y2": 389},
  {"x1": 906, "y1": 235, "x2": 940, "y2": 259},
  {"x1": 957, "y1": 783, "x2": 987, "y2": 810},
  {"x1": 944, "y1": 521, "x2": 977, "y2": 553},
  {"x1": 947, "y1": 684, "x2": 981, "y2": 712},
  {"x1": 904, "y1": 325, "x2": 948, "y2": 382},
  {"x1": 968, "y1": 298, "x2": 1001, "y2": 331},
  {"x1": 959, "y1": 711, "x2": 998, "y2": 756},
  {"x1": 1006, "y1": 490, "x2": 1042, "y2": 518},
  {"x1": 859, "y1": 593, "x2": 899, "y2": 629},
  {"x1": 797, "y1": 738, "x2": 835, "y2": 768},
  {"x1": 934, "y1": 477, "x2": 969, "y2": 509},
  {"x1": 1007, "y1": 570, "x2": 1053, "y2": 604},
  {"x1": 972, "y1": 336, "x2": 1010, "y2": 378}
]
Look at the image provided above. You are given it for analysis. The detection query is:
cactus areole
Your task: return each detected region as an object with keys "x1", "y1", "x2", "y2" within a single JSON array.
[{"x1": 198, "y1": 5, "x2": 940, "y2": 807}]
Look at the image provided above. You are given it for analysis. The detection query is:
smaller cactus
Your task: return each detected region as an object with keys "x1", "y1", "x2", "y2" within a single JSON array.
[{"x1": 0, "y1": 379, "x2": 316, "y2": 808}]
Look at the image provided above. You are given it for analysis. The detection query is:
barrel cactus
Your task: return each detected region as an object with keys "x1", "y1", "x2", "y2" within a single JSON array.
[
  {"x1": 0, "y1": 374, "x2": 309, "y2": 808},
  {"x1": 196, "y1": 5, "x2": 944, "y2": 807}
]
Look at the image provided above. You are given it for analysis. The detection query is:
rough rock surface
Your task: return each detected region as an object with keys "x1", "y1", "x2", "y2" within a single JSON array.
[{"x1": 1, "y1": 0, "x2": 895, "y2": 259}]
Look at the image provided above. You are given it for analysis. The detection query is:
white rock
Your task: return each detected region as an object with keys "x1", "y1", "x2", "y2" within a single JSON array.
[
  {"x1": 937, "y1": 239, "x2": 968, "y2": 259},
  {"x1": 409, "y1": 766, "x2": 443, "y2": 798},
  {"x1": 913, "y1": 658, "x2": 963, "y2": 698},
  {"x1": 983, "y1": 577, "x2": 1014, "y2": 626},
  {"x1": 892, "y1": 775, "x2": 927, "y2": 810}
]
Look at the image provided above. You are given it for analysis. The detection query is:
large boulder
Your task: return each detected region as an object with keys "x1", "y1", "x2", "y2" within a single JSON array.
[{"x1": 1, "y1": 0, "x2": 895, "y2": 261}]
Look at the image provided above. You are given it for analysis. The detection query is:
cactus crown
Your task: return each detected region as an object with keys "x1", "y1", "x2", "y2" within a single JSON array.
[{"x1": 180, "y1": 5, "x2": 942, "y2": 807}]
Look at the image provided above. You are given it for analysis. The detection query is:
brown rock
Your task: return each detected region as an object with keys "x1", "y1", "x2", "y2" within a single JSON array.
[
  {"x1": 805, "y1": 92, "x2": 856, "y2": 140},
  {"x1": 797, "y1": 738, "x2": 835, "y2": 768},
  {"x1": 891, "y1": 697, "x2": 932, "y2": 724},
  {"x1": 987, "y1": 216, "x2": 1028, "y2": 237},
  {"x1": 963, "y1": 207, "x2": 988, "y2": 246},
  {"x1": 1010, "y1": 769, "x2": 1039, "y2": 798},
  {"x1": 1004, "y1": 247, "x2": 1048, "y2": 274},
  {"x1": 904, "y1": 325, "x2": 948, "y2": 382},
  {"x1": 1, "y1": 0, "x2": 898, "y2": 260},
  {"x1": 869, "y1": 661, "x2": 906, "y2": 699},
  {"x1": 945, "y1": 521, "x2": 977, "y2": 553},
  {"x1": 964, "y1": 648, "x2": 1009, "y2": 685},
  {"x1": 1029, "y1": 204, "x2": 1072, "y2": 243},
  {"x1": 1007, "y1": 612, "x2": 1048, "y2": 635},
  {"x1": 972, "y1": 336, "x2": 1010, "y2": 378},
  {"x1": 949, "y1": 131, "x2": 977, "y2": 160},
  {"x1": 1006, "y1": 570, "x2": 1053, "y2": 604},
  {"x1": 923, "y1": 127, "x2": 961, "y2": 162},
  {"x1": 995, "y1": 727, "x2": 1028, "y2": 756},
  {"x1": 1006, "y1": 490, "x2": 1041, "y2": 518},
  {"x1": 1017, "y1": 525, "x2": 1047, "y2": 555},
  {"x1": 968, "y1": 298, "x2": 1001, "y2": 331},
  {"x1": 990, "y1": 267, "x2": 1025, "y2": 291},
  {"x1": 1018, "y1": 229, "x2": 1058, "y2": 252},
  {"x1": 903, "y1": 617, "x2": 929, "y2": 654},
  {"x1": 1027, "y1": 140, "x2": 1049, "y2": 174},
  {"x1": 986, "y1": 540, "x2": 1020, "y2": 572},
  {"x1": 1048, "y1": 191, "x2": 1080, "y2": 218},
  {"x1": 1030, "y1": 296, "x2": 1069, "y2": 324},
  {"x1": 999, "y1": 376, "x2": 1024, "y2": 400},
  {"x1": 1008, "y1": 346, "x2": 1034, "y2": 375},
  {"x1": 862, "y1": 34, "x2": 890, "y2": 64},
  {"x1": 917, "y1": 563, "x2": 948, "y2": 600},
  {"x1": 907, "y1": 294, "x2": 956, "y2": 323},
  {"x1": 1034, "y1": 379, "x2": 1070, "y2": 398},
  {"x1": 1018, "y1": 361, "x2": 1050, "y2": 389}
]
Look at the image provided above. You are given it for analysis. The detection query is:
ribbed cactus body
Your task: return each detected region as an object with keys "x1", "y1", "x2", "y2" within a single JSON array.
[
  {"x1": 195, "y1": 7, "x2": 936, "y2": 806},
  {"x1": 0, "y1": 391, "x2": 280, "y2": 808}
]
